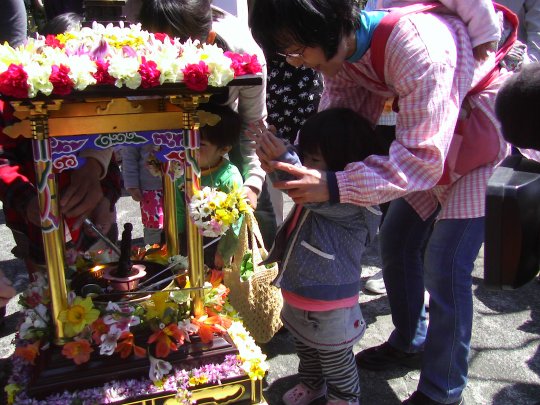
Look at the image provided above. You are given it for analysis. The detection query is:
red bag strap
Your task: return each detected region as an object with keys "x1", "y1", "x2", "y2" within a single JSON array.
[
  {"x1": 370, "y1": 2, "x2": 440, "y2": 83},
  {"x1": 370, "y1": 2, "x2": 519, "y2": 96}
]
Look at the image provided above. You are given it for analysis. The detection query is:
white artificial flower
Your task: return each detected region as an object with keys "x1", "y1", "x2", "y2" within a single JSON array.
[
  {"x1": 66, "y1": 54, "x2": 97, "y2": 90},
  {"x1": 100, "y1": 329, "x2": 122, "y2": 356},
  {"x1": 26, "y1": 61, "x2": 53, "y2": 97},
  {"x1": 148, "y1": 353, "x2": 173, "y2": 382},
  {"x1": 108, "y1": 54, "x2": 141, "y2": 89}
]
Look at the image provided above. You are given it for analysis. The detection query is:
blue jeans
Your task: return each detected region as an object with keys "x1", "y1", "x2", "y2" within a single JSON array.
[{"x1": 380, "y1": 198, "x2": 484, "y2": 403}]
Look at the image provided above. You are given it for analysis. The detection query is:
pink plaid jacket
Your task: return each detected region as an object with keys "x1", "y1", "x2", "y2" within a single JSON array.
[{"x1": 320, "y1": 11, "x2": 514, "y2": 220}]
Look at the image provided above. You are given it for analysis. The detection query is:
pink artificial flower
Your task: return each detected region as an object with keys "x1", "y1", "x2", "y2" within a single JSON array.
[
  {"x1": 93, "y1": 60, "x2": 116, "y2": 85},
  {"x1": 139, "y1": 57, "x2": 161, "y2": 88},
  {"x1": 90, "y1": 39, "x2": 110, "y2": 61},
  {"x1": 0, "y1": 64, "x2": 29, "y2": 98},
  {"x1": 50, "y1": 64, "x2": 74, "y2": 96},
  {"x1": 44, "y1": 34, "x2": 64, "y2": 49},
  {"x1": 224, "y1": 52, "x2": 262, "y2": 76},
  {"x1": 182, "y1": 61, "x2": 210, "y2": 92},
  {"x1": 122, "y1": 45, "x2": 138, "y2": 58}
]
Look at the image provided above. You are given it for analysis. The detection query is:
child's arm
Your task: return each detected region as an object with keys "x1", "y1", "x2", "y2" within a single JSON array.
[
  {"x1": 433, "y1": 0, "x2": 500, "y2": 59},
  {"x1": 386, "y1": 0, "x2": 500, "y2": 60}
]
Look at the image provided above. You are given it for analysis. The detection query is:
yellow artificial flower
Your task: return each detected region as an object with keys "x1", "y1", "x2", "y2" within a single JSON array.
[
  {"x1": 189, "y1": 374, "x2": 209, "y2": 386},
  {"x1": 144, "y1": 291, "x2": 177, "y2": 322},
  {"x1": 56, "y1": 32, "x2": 77, "y2": 45},
  {"x1": 58, "y1": 296, "x2": 100, "y2": 338},
  {"x1": 5, "y1": 383, "x2": 21, "y2": 405}
]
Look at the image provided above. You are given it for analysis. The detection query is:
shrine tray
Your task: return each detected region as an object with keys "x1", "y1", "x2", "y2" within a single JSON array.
[{"x1": 27, "y1": 332, "x2": 238, "y2": 398}]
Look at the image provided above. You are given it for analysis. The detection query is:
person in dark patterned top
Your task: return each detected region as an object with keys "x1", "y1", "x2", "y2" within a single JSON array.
[{"x1": 266, "y1": 56, "x2": 323, "y2": 144}]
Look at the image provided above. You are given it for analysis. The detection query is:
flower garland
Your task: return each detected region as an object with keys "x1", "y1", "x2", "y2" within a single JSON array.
[
  {"x1": 0, "y1": 22, "x2": 262, "y2": 98},
  {"x1": 189, "y1": 186, "x2": 251, "y2": 237}
]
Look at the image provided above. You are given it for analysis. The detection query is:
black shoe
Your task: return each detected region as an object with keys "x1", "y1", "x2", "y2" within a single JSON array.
[
  {"x1": 402, "y1": 391, "x2": 464, "y2": 405},
  {"x1": 355, "y1": 341, "x2": 422, "y2": 371}
]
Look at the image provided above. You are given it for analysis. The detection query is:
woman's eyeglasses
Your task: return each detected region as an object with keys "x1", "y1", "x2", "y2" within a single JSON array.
[{"x1": 276, "y1": 47, "x2": 306, "y2": 60}]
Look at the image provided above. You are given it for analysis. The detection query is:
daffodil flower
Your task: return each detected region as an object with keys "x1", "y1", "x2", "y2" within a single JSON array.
[{"x1": 58, "y1": 296, "x2": 100, "y2": 338}]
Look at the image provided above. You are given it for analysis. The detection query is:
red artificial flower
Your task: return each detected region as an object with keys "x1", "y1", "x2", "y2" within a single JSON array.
[
  {"x1": 14, "y1": 341, "x2": 40, "y2": 365},
  {"x1": 148, "y1": 323, "x2": 186, "y2": 358},
  {"x1": 44, "y1": 34, "x2": 64, "y2": 49},
  {"x1": 93, "y1": 60, "x2": 116, "y2": 85},
  {"x1": 154, "y1": 33, "x2": 174, "y2": 44},
  {"x1": 62, "y1": 340, "x2": 94, "y2": 365},
  {"x1": 24, "y1": 291, "x2": 43, "y2": 308},
  {"x1": 224, "y1": 52, "x2": 262, "y2": 77},
  {"x1": 90, "y1": 318, "x2": 109, "y2": 345},
  {"x1": 139, "y1": 57, "x2": 161, "y2": 89},
  {"x1": 0, "y1": 63, "x2": 29, "y2": 98},
  {"x1": 182, "y1": 61, "x2": 210, "y2": 92},
  {"x1": 50, "y1": 64, "x2": 73, "y2": 96},
  {"x1": 115, "y1": 331, "x2": 146, "y2": 359}
]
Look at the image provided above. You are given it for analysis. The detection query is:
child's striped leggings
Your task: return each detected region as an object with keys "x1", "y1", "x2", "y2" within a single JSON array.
[{"x1": 294, "y1": 337, "x2": 361, "y2": 401}]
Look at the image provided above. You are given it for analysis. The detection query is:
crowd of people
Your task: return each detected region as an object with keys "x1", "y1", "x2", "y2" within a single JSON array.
[{"x1": 0, "y1": 0, "x2": 539, "y2": 404}]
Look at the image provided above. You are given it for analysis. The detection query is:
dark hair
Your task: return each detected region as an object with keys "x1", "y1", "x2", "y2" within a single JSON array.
[
  {"x1": 138, "y1": 0, "x2": 229, "y2": 49},
  {"x1": 495, "y1": 63, "x2": 540, "y2": 151},
  {"x1": 199, "y1": 104, "x2": 242, "y2": 149},
  {"x1": 40, "y1": 12, "x2": 83, "y2": 35},
  {"x1": 139, "y1": 0, "x2": 212, "y2": 42},
  {"x1": 249, "y1": 0, "x2": 359, "y2": 60},
  {"x1": 298, "y1": 108, "x2": 381, "y2": 171}
]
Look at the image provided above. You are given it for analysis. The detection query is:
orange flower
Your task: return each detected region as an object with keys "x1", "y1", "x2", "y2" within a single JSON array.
[
  {"x1": 14, "y1": 341, "x2": 40, "y2": 365},
  {"x1": 62, "y1": 340, "x2": 94, "y2": 365},
  {"x1": 116, "y1": 332, "x2": 146, "y2": 359},
  {"x1": 148, "y1": 323, "x2": 186, "y2": 358},
  {"x1": 90, "y1": 318, "x2": 109, "y2": 345},
  {"x1": 144, "y1": 244, "x2": 169, "y2": 265},
  {"x1": 192, "y1": 315, "x2": 228, "y2": 343},
  {"x1": 208, "y1": 269, "x2": 223, "y2": 288}
]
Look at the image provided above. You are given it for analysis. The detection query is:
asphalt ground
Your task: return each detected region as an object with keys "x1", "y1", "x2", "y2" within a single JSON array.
[{"x1": 0, "y1": 195, "x2": 539, "y2": 404}]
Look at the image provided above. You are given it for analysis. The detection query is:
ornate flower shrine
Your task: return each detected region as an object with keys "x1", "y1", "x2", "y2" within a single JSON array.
[{"x1": 1, "y1": 5, "x2": 268, "y2": 404}]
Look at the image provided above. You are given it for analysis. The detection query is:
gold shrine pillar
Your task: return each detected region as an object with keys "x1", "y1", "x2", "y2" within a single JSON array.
[
  {"x1": 170, "y1": 95, "x2": 209, "y2": 316},
  {"x1": 28, "y1": 102, "x2": 68, "y2": 341}
]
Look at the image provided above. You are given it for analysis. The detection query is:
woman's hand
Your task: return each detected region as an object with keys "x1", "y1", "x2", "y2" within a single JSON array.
[
  {"x1": 0, "y1": 270, "x2": 16, "y2": 308},
  {"x1": 61, "y1": 158, "x2": 104, "y2": 222},
  {"x1": 269, "y1": 161, "x2": 329, "y2": 204},
  {"x1": 85, "y1": 197, "x2": 115, "y2": 237}
]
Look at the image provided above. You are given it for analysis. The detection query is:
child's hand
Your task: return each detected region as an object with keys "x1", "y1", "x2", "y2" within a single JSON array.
[
  {"x1": 473, "y1": 41, "x2": 497, "y2": 61},
  {"x1": 127, "y1": 188, "x2": 142, "y2": 202},
  {"x1": 246, "y1": 121, "x2": 287, "y2": 171},
  {"x1": 0, "y1": 270, "x2": 16, "y2": 308}
]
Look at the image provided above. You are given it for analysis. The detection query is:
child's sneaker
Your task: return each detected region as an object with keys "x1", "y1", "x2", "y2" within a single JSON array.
[{"x1": 282, "y1": 383, "x2": 327, "y2": 405}]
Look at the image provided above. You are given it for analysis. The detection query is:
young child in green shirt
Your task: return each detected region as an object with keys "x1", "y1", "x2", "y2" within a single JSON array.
[{"x1": 175, "y1": 104, "x2": 244, "y2": 269}]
